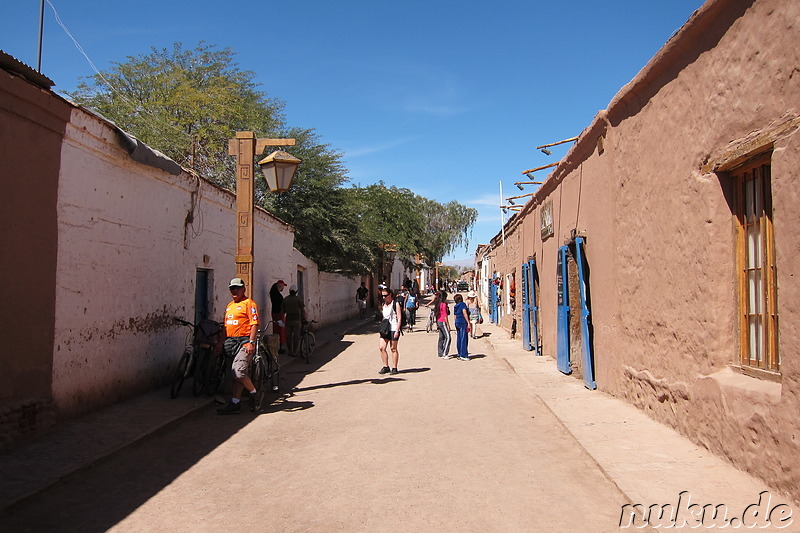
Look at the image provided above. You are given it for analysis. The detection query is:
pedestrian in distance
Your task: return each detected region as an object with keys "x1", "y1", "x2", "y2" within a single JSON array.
[
  {"x1": 377, "y1": 288, "x2": 402, "y2": 375},
  {"x1": 269, "y1": 279, "x2": 287, "y2": 354},
  {"x1": 356, "y1": 282, "x2": 369, "y2": 319},
  {"x1": 432, "y1": 290, "x2": 452, "y2": 359},
  {"x1": 466, "y1": 290, "x2": 482, "y2": 339},
  {"x1": 217, "y1": 278, "x2": 260, "y2": 414},
  {"x1": 404, "y1": 287, "x2": 418, "y2": 331},
  {"x1": 453, "y1": 293, "x2": 470, "y2": 361},
  {"x1": 281, "y1": 284, "x2": 307, "y2": 357}
]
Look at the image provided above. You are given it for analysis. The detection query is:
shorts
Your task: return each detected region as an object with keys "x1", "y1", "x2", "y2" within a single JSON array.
[{"x1": 224, "y1": 337, "x2": 252, "y2": 379}]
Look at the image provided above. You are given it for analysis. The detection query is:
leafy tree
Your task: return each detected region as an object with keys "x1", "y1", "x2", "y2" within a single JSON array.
[
  {"x1": 69, "y1": 42, "x2": 284, "y2": 186},
  {"x1": 68, "y1": 41, "x2": 477, "y2": 275}
]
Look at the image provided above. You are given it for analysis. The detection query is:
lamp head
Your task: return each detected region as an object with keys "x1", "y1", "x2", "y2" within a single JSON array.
[
  {"x1": 541, "y1": 148, "x2": 552, "y2": 156},
  {"x1": 258, "y1": 150, "x2": 302, "y2": 192},
  {"x1": 516, "y1": 183, "x2": 524, "y2": 191}
]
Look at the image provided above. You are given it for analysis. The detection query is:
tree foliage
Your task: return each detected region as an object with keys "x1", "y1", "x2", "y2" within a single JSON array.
[
  {"x1": 70, "y1": 42, "x2": 284, "y2": 186},
  {"x1": 69, "y1": 42, "x2": 477, "y2": 275}
]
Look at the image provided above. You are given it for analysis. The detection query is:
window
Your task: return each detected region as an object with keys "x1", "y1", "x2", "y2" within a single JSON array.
[{"x1": 733, "y1": 154, "x2": 779, "y2": 373}]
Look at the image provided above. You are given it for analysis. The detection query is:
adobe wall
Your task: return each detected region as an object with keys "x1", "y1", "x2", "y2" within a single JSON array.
[
  {"x1": 0, "y1": 69, "x2": 70, "y2": 446},
  {"x1": 479, "y1": 0, "x2": 800, "y2": 501},
  {"x1": 50, "y1": 105, "x2": 357, "y2": 418}
]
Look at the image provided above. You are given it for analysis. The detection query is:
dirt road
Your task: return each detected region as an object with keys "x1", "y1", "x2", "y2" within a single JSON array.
[{"x1": 4, "y1": 323, "x2": 630, "y2": 532}]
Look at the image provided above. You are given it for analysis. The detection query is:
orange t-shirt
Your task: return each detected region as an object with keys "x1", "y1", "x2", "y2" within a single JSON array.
[{"x1": 225, "y1": 298, "x2": 259, "y2": 338}]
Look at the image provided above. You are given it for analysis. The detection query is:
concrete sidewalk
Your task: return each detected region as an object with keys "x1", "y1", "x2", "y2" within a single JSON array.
[
  {"x1": 0, "y1": 314, "x2": 371, "y2": 513},
  {"x1": 477, "y1": 319, "x2": 798, "y2": 524}
]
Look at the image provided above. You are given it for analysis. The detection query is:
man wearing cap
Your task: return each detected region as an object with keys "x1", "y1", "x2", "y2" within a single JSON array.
[
  {"x1": 281, "y1": 284, "x2": 307, "y2": 357},
  {"x1": 217, "y1": 278, "x2": 260, "y2": 414},
  {"x1": 269, "y1": 280, "x2": 287, "y2": 354}
]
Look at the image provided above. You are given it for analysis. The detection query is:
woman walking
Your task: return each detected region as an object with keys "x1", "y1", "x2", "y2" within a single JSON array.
[
  {"x1": 432, "y1": 290, "x2": 452, "y2": 359},
  {"x1": 466, "y1": 290, "x2": 482, "y2": 339},
  {"x1": 453, "y1": 293, "x2": 470, "y2": 361},
  {"x1": 377, "y1": 288, "x2": 402, "y2": 375}
]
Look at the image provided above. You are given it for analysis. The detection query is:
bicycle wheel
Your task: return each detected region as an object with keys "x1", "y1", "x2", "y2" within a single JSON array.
[
  {"x1": 206, "y1": 352, "x2": 225, "y2": 396},
  {"x1": 252, "y1": 356, "x2": 268, "y2": 412},
  {"x1": 170, "y1": 347, "x2": 192, "y2": 399},
  {"x1": 192, "y1": 347, "x2": 210, "y2": 396},
  {"x1": 299, "y1": 335, "x2": 310, "y2": 364},
  {"x1": 266, "y1": 349, "x2": 280, "y2": 392}
]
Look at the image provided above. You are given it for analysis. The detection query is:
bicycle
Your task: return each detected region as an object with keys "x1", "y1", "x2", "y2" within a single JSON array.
[
  {"x1": 249, "y1": 323, "x2": 281, "y2": 411},
  {"x1": 170, "y1": 317, "x2": 223, "y2": 398},
  {"x1": 298, "y1": 320, "x2": 317, "y2": 364}
]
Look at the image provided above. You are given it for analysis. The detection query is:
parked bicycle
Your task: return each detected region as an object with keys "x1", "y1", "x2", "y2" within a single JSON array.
[
  {"x1": 298, "y1": 320, "x2": 317, "y2": 364},
  {"x1": 170, "y1": 317, "x2": 223, "y2": 398},
  {"x1": 249, "y1": 322, "x2": 281, "y2": 411}
]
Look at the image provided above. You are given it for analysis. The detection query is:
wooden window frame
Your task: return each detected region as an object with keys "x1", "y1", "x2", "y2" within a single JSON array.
[{"x1": 732, "y1": 153, "x2": 780, "y2": 375}]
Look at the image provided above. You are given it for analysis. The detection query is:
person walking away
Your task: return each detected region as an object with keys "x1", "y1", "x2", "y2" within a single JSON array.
[
  {"x1": 433, "y1": 290, "x2": 452, "y2": 359},
  {"x1": 453, "y1": 293, "x2": 470, "y2": 361},
  {"x1": 404, "y1": 289, "x2": 418, "y2": 331},
  {"x1": 356, "y1": 282, "x2": 369, "y2": 319},
  {"x1": 269, "y1": 280, "x2": 287, "y2": 354},
  {"x1": 466, "y1": 290, "x2": 482, "y2": 339},
  {"x1": 217, "y1": 278, "x2": 260, "y2": 414},
  {"x1": 377, "y1": 288, "x2": 402, "y2": 375},
  {"x1": 281, "y1": 285, "x2": 307, "y2": 357}
]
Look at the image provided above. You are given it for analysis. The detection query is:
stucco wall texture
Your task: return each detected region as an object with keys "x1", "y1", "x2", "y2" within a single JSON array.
[
  {"x1": 477, "y1": 0, "x2": 800, "y2": 501},
  {"x1": 51, "y1": 107, "x2": 359, "y2": 418}
]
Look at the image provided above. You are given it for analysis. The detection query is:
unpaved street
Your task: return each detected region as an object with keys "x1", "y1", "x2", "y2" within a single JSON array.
[{"x1": 4, "y1": 323, "x2": 629, "y2": 532}]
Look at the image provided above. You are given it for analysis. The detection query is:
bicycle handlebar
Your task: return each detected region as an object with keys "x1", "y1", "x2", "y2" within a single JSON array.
[{"x1": 173, "y1": 317, "x2": 193, "y2": 328}]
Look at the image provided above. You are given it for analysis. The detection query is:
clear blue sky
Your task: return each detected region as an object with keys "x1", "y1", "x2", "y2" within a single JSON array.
[{"x1": 3, "y1": 0, "x2": 704, "y2": 264}]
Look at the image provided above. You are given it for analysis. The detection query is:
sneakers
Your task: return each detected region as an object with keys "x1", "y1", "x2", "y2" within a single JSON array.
[
  {"x1": 442, "y1": 355, "x2": 453, "y2": 360},
  {"x1": 378, "y1": 366, "x2": 390, "y2": 374},
  {"x1": 389, "y1": 368, "x2": 399, "y2": 375},
  {"x1": 458, "y1": 356, "x2": 469, "y2": 361},
  {"x1": 217, "y1": 400, "x2": 241, "y2": 415}
]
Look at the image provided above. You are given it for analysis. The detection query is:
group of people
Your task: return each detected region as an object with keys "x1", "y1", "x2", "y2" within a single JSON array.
[
  {"x1": 371, "y1": 282, "x2": 483, "y2": 375},
  {"x1": 215, "y1": 275, "x2": 484, "y2": 414}
]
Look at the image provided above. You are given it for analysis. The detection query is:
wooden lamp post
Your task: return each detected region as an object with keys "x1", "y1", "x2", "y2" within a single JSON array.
[{"x1": 228, "y1": 131, "x2": 301, "y2": 290}]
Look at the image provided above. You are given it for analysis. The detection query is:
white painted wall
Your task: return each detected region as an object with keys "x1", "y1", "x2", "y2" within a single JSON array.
[{"x1": 52, "y1": 107, "x2": 358, "y2": 417}]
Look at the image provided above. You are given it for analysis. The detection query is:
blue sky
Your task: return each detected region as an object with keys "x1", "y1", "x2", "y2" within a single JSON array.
[{"x1": 3, "y1": 0, "x2": 704, "y2": 263}]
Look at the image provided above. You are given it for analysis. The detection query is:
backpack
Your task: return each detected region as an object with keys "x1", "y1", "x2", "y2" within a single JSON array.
[{"x1": 395, "y1": 300, "x2": 406, "y2": 333}]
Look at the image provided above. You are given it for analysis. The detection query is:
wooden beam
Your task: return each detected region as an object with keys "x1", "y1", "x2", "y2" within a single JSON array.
[
  {"x1": 536, "y1": 136, "x2": 578, "y2": 150},
  {"x1": 521, "y1": 161, "x2": 559, "y2": 174}
]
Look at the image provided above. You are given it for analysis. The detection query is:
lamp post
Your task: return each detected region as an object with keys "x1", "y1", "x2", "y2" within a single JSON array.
[{"x1": 228, "y1": 131, "x2": 301, "y2": 290}]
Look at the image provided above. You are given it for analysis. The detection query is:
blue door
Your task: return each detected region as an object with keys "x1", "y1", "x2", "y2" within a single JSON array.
[
  {"x1": 490, "y1": 277, "x2": 499, "y2": 324},
  {"x1": 556, "y1": 247, "x2": 571, "y2": 374},
  {"x1": 574, "y1": 238, "x2": 597, "y2": 389},
  {"x1": 521, "y1": 262, "x2": 532, "y2": 351},
  {"x1": 521, "y1": 260, "x2": 539, "y2": 353}
]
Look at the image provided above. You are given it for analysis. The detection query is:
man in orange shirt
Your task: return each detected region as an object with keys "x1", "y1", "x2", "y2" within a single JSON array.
[{"x1": 217, "y1": 277, "x2": 260, "y2": 414}]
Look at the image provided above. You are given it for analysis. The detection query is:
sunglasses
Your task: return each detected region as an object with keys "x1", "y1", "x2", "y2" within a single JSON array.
[{"x1": 381, "y1": 293, "x2": 390, "y2": 297}]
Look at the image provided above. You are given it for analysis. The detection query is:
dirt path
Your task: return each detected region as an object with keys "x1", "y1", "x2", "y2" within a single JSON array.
[{"x1": 4, "y1": 323, "x2": 630, "y2": 532}]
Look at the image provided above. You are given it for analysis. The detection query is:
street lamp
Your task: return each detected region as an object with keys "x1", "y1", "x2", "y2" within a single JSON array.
[
  {"x1": 258, "y1": 150, "x2": 302, "y2": 193},
  {"x1": 228, "y1": 131, "x2": 302, "y2": 289}
]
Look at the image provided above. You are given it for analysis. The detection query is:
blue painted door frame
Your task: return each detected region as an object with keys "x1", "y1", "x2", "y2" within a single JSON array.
[
  {"x1": 575, "y1": 238, "x2": 597, "y2": 389},
  {"x1": 556, "y1": 247, "x2": 571, "y2": 374}
]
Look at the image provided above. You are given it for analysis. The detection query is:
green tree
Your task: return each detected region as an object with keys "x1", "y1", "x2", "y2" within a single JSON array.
[{"x1": 69, "y1": 42, "x2": 284, "y2": 186}]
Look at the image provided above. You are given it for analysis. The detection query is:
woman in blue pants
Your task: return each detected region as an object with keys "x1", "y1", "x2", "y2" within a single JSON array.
[{"x1": 453, "y1": 293, "x2": 470, "y2": 361}]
